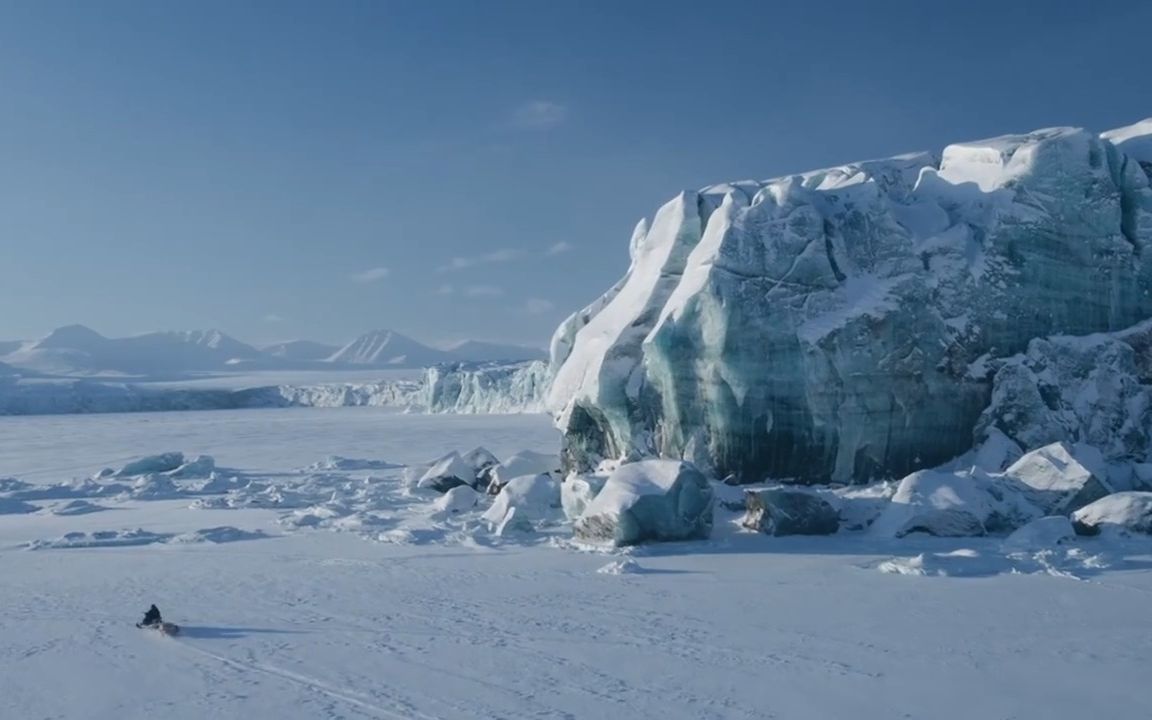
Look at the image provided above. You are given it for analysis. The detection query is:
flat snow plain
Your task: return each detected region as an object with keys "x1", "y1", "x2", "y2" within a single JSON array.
[{"x1": 2, "y1": 409, "x2": 1149, "y2": 719}]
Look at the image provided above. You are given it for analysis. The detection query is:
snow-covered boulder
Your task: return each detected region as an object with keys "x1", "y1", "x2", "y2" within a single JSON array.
[
  {"x1": 116, "y1": 452, "x2": 185, "y2": 477},
  {"x1": 741, "y1": 489, "x2": 839, "y2": 536},
  {"x1": 573, "y1": 460, "x2": 714, "y2": 546},
  {"x1": 828, "y1": 482, "x2": 898, "y2": 531},
  {"x1": 487, "y1": 450, "x2": 561, "y2": 495},
  {"x1": 462, "y1": 446, "x2": 499, "y2": 474},
  {"x1": 417, "y1": 452, "x2": 476, "y2": 493},
  {"x1": 871, "y1": 469, "x2": 1038, "y2": 538},
  {"x1": 1071, "y1": 492, "x2": 1152, "y2": 536},
  {"x1": 547, "y1": 120, "x2": 1152, "y2": 483},
  {"x1": 482, "y1": 474, "x2": 562, "y2": 534},
  {"x1": 1001, "y1": 442, "x2": 1114, "y2": 515},
  {"x1": 1002, "y1": 516, "x2": 1076, "y2": 552},
  {"x1": 561, "y1": 473, "x2": 608, "y2": 521},
  {"x1": 433, "y1": 485, "x2": 480, "y2": 515}
]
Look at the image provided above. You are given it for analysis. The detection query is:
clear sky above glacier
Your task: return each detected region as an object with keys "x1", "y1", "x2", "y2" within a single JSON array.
[{"x1": 0, "y1": 0, "x2": 1149, "y2": 347}]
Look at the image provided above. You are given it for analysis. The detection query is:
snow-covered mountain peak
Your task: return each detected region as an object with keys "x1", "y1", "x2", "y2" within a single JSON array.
[
  {"x1": 30, "y1": 324, "x2": 107, "y2": 350},
  {"x1": 327, "y1": 329, "x2": 450, "y2": 367}
]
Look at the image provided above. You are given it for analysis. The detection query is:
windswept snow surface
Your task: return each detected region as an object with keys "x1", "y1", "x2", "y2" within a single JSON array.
[{"x1": 2, "y1": 410, "x2": 1150, "y2": 719}]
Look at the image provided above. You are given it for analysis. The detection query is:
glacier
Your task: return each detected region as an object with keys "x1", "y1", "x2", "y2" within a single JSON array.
[
  {"x1": 548, "y1": 119, "x2": 1152, "y2": 483},
  {"x1": 0, "y1": 361, "x2": 548, "y2": 416}
]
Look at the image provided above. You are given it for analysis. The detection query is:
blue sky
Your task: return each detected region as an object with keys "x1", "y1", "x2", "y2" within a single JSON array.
[{"x1": 0, "y1": 0, "x2": 1148, "y2": 347}]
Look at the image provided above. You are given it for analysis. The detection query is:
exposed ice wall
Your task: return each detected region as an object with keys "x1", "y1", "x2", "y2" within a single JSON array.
[
  {"x1": 548, "y1": 119, "x2": 1152, "y2": 483},
  {"x1": 421, "y1": 361, "x2": 550, "y2": 414}
]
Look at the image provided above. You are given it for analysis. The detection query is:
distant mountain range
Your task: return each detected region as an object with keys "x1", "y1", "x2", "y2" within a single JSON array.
[{"x1": 0, "y1": 325, "x2": 545, "y2": 377}]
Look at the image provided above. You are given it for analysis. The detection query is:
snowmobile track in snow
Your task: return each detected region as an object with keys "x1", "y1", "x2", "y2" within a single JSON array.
[{"x1": 172, "y1": 639, "x2": 443, "y2": 720}]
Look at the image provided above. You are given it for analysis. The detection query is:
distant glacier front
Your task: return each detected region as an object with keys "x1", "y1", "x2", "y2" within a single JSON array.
[
  {"x1": 0, "y1": 361, "x2": 549, "y2": 416},
  {"x1": 547, "y1": 118, "x2": 1152, "y2": 483}
]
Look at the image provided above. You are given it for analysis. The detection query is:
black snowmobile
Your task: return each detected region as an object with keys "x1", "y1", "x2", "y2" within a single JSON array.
[{"x1": 136, "y1": 604, "x2": 180, "y2": 636}]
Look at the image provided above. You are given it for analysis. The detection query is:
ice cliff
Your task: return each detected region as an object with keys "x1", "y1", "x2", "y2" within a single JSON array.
[{"x1": 548, "y1": 119, "x2": 1152, "y2": 483}]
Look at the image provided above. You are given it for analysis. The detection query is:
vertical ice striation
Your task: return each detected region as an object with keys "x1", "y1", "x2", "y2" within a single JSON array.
[{"x1": 549, "y1": 119, "x2": 1152, "y2": 483}]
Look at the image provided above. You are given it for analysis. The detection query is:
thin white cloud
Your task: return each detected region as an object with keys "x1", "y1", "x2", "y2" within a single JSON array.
[
  {"x1": 465, "y1": 285, "x2": 505, "y2": 297},
  {"x1": 524, "y1": 298, "x2": 555, "y2": 315},
  {"x1": 263, "y1": 313, "x2": 285, "y2": 323},
  {"x1": 437, "y1": 248, "x2": 522, "y2": 273},
  {"x1": 510, "y1": 100, "x2": 567, "y2": 129},
  {"x1": 545, "y1": 241, "x2": 574, "y2": 256},
  {"x1": 436, "y1": 284, "x2": 455, "y2": 296},
  {"x1": 483, "y1": 248, "x2": 520, "y2": 263},
  {"x1": 351, "y1": 266, "x2": 391, "y2": 283}
]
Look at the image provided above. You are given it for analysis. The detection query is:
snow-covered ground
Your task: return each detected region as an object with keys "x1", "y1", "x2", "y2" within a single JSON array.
[{"x1": 2, "y1": 410, "x2": 1150, "y2": 719}]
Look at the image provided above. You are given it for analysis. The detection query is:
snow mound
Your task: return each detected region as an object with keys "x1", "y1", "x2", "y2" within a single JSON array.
[
  {"x1": 482, "y1": 474, "x2": 561, "y2": 534},
  {"x1": 127, "y1": 474, "x2": 183, "y2": 499},
  {"x1": 871, "y1": 469, "x2": 1038, "y2": 538},
  {"x1": 49, "y1": 499, "x2": 112, "y2": 516},
  {"x1": 306, "y1": 456, "x2": 402, "y2": 472},
  {"x1": 461, "y1": 446, "x2": 500, "y2": 473},
  {"x1": 597, "y1": 558, "x2": 643, "y2": 575},
  {"x1": 165, "y1": 454, "x2": 217, "y2": 478},
  {"x1": 185, "y1": 473, "x2": 245, "y2": 494},
  {"x1": 417, "y1": 452, "x2": 476, "y2": 493},
  {"x1": 26, "y1": 526, "x2": 270, "y2": 549},
  {"x1": 561, "y1": 474, "x2": 607, "y2": 520},
  {"x1": 25, "y1": 528, "x2": 170, "y2": 550},
  {"x1": 489, "y1": 450, "x2": 561, "y2": 492},
  {"x1": 168, "y1": 526, "x2": 270, "y2": 544},
  {"x1": 877, "y1": 549, "x2": 1013, "y2": 577},
  {"x1": 1002, "y1": 516, "x2": 1076, "y2": 553},
  {"x1": 825, "y1": 482, "x2": 898, "y2": 531},
  {"x1": 574, "y1": 460, "x2": 714, "y2": 547},
  {"x1": 7, "y1": 478, "x2": 127, "y2": 501},
  {"x1": 433, "y1": 485, "x2": 480, "y2": 515},
  {"x1": 0, "y1": 497, "x2": 40, "y2": 515},
  {"x1": 1072, "y1": 492, "x2": 1152, "y2": 537},
  {"x1": 116, "y1": 452, "x2": 185, "y2": 477},
  {"x1": 878, "y1": 544, "x2": 1113, "y2": 579}
]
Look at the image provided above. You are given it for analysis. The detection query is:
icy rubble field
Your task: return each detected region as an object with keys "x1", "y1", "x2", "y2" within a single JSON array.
[{"x1": 2, "y1": 411, "x2": 1151, "y2": 719}]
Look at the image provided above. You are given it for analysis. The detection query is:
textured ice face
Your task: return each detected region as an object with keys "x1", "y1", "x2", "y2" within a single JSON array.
[{"x1": 549, "y1": 119, "x2": 1152, "y2": 483}]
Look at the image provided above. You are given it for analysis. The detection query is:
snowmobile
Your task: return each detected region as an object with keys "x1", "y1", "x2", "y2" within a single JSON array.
[{"x1": 136, "y1": 604, "x2": 180, "y2": 636}]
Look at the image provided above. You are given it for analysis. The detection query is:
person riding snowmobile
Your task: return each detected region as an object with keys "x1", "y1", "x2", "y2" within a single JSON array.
[{"x1": 140, "y1": 604, "x2": 162, "y2": 627}]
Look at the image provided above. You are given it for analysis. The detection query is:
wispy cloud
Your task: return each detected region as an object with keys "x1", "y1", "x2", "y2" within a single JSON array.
[
  {"x1": 435, "y1": 284, "x2": 455, "y2": 296},
  {"x1": 545, "y1": 241, "x2": 574, "y2": 256},
  {"x1": 351, "y1": 266, "x2": 391, "y2": 283},
  {"x1": 263, "y1": 313, "x2": 285, "y2": 323},
  {"x1": 465, "y1": 285, "x2": 505, "y2": 297},
  {"x1": 437, "y1": 248, "x2": 521, "y2": 273},
  {"x1": 510, "y1": 100, "x2": 567, "y2": 129},
  {"x1": 524, "y1": 298, "x2": 555, "y2": 315}
]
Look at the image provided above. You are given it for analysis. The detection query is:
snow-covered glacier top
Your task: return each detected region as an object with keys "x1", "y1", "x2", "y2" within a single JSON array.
[{"x1": 548, "y1": 119, "x2": 1152, "y2": 483}]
